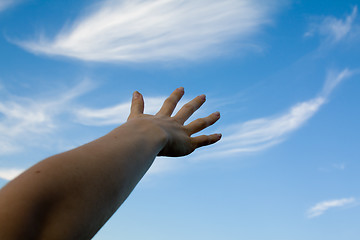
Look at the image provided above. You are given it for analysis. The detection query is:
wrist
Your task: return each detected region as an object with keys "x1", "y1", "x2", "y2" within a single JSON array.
[{"x1": 113, "y1": 118, "x2": 168, "y2": 152}]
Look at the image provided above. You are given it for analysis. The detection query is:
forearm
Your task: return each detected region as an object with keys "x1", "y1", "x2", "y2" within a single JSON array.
[
  {"x1": 0, "y1": 119, "x2": 167, "y2": 239},
  {"x1": 0, "y1": 88, "x2": 221, "y2": 240}
]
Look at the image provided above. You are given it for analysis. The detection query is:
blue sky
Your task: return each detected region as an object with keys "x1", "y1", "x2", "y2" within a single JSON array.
[{"x1": 1, "y1": 0, "x2": 360, "y2": 239}]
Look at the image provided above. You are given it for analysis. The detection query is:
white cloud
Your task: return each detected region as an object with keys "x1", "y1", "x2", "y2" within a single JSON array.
[
  {"x1": 307, "y1": 198, "x2": 356, "y2": 218},
  {"x1": 305, "y1": 6, "x2": 358, "y2": 44},
  {"x1": 73, "y1": 96, "x2": 192, "y2": 126},
  {"x1": 73, "y1": 69, "x2": 354, "y2": 161},
  {"x1": 74, "y1": 97, "x2": 165, "y2": 126},
  {"x1": 0, "y1": 69, "x2": 353, "y2": 176},
  {"x1": 215, "y1": 97, "x2": 325, "y2": 154},
  {"x1": 0, "y1": 99, "x2": 55, "y2": 154},
  {"x1": 0, "y1": 168, "x2": 24, "y2": 181},
  {"x1": 332, "y1": 163, "x2": 346, "y2": 170},
  {"x1": 195, "y1": 69, "x2": 353, "y2": 159},
  {"x1": 17, "y1": 0, "x2": 280, "y2": 63},
  {"x1": 0, "y1": 0, "x2": 20, "y2": 13},
  {"x1": 0, "y1": 0, "x2": 15, "y2": 12},
  {"x1": 0, "y1": 80, "x2": 93, "y2": 155},
  {"x1": 147, "y1": 157, "x2": 183, "y2": 175},
  {"x1": 321, "y1": 68, "x2": 353, "y2": 96},
  {"x1": 319, "y1": 162, "x2": 346, "y2": 172}
]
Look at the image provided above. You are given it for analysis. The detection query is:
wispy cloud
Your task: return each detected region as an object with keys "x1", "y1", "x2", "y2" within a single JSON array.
[
  {"x1": 332, "y1": 163, "x2": 346, "y2": 170},
  {"x1": 0, "y1": 80, "x2": 93, "y2": 155},
  {"x1": 17, "y1": 0, "x2": 281, "y2": 63},
  {"x1": 0, "y1": 168, "x2": 24, "y2": 181},
  {"x1": 73, "y1": 96, "x2": 193, "y2": 126},
  {"x1": 196, "y1": 69, "x2": 354, "y2": 159},
  {"x1": 73, "y1": 69, "x2": 354, "y2": 161},
  {"x1": 0, "y1": 69, "x2": 353, "y2": 178},
  {"x1": 319, "y1": 163, "x2": 346, "y2": 172},
  {"x1": 147, "y1": 157, "x2": 184, "y2": 175},
  {"x1": 74, "y1": 97, "x2": 165, "y2": 126},
  {"x1": 0, "y1": 0, "x2": 18, "y2": 12},
  {"x1": 307, "y1": 197, "x2": 356, "y2": 218},
  {"x1": 0, "y1": 0, "x2": 12, "y2": 12},
  {"x1": 305, "y1": 6, "x2": 359, "y2": 44}
]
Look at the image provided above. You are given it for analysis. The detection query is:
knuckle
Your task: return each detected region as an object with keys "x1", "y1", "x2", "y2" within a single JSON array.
[
  {"x1": 197, "y1": 118, "x2": 207, "y2": 128},
  {"x1": 183, "y1": 103, "x2": 195, "y2": 112},
  {"x1": 199, "y1": 136, "x2": 208, "y2": 146},
  {"x1": 165, "y1": 97, "x2": 176, "y2": 106},
  {"x1": 191, "y1": 141, "x2": 198, "y2": 149}
]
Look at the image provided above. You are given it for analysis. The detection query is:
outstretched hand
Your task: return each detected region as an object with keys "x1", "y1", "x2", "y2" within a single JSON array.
[{"x1": 127, "y1": 87, "x2": 221, "y2": 157}]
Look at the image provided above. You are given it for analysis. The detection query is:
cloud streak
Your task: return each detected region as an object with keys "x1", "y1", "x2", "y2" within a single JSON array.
[
  {"x1": 0, "y1": 168, "x2": 24, "y2": 181},
  {"x1": 196, "y1": 69, "x2": 353, "y2": 159},
  {"x1": 72, "y1": 69, "x2": 354, "y2": 161},
  {"x1": 307, "y1": 197, "x2": 356, "y2": 218},
  {"x1": 0, "y1": 80, "x2": 93, "y2": 155},
  {"x1": 0, "y1": 0, "x2": 15, "y2": 12},
  {"x1": 305, "y1": 6, "x2": 359, "y2": 44},
  {"x1": 74, "y1": 97, "x2": 166, "y2": 126},
  {"x1": 18, "y1": 0, "x2": 280, "y2": 62},
  {"x1": 73, "y1": 95, "x2": 193, "y2": 126},
  {"x1": 0, "y1": 69, "x2": 354, "y2": 179}
]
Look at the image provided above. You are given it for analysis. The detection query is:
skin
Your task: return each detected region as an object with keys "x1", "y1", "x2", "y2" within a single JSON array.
[{"x1": 0, "y1": 88, "x2": 221, "y2": 240}]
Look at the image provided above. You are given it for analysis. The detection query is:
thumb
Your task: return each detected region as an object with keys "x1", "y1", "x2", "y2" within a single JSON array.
[{"x1": 128, "y1": 91, "x2": 144, "y2": 120}]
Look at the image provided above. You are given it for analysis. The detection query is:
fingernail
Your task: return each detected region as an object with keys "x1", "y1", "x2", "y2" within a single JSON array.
[
  {"x1": 177, "y1": 87, "x2": 184, "y2": 93},
  {"x1": 213, "y1": 111, "x2": 220, "y2": 117},
  {"x1": 216, "y1": 133, "x2": 222, "y2": 140},
  {"x1": 133, "y1": 91, "x2": 140, "y2": 99},
  {"x1": 199, "y1": 94, "x2": 206, "y2": 101}
]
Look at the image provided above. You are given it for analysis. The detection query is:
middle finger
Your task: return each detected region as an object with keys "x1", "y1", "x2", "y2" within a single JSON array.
[{"x1": 156, "y1": 87, "x2": 184, "y2": 117}]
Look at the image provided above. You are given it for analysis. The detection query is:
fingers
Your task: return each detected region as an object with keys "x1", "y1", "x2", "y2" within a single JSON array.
[
  {"x1": 191, "y1": 134, "x2": 222, "y2": 149},
  {"x1": 185, "y1": 112, "x2": 220, "y2": 135},
  {"x1": 187, "y1": 112, "x2": 221, "y2": 150},
  {"x1": 173, "y1": 94, "x2": 206, "y2": 124},
  {"x1": 128, "y1": 91, "x2": 144, "y2": 119},
  {"x1": 156, "y1": 87, "x2": 184, "y2": 117}
]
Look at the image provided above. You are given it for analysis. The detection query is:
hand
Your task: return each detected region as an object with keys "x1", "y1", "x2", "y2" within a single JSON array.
[{"x1": 127, "y1": 87, "x2": 221, "y2": 157}]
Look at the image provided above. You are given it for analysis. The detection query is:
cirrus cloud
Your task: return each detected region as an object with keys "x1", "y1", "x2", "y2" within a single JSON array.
[
  {"x1": 305, "y1": 6, "x2": 359, "y2": 44},
  {"x1": 0, "y1": 69, "x2": 355, "y2": 180},
  {"x1": 73, "y1": 97, "x2": 166, "y2": 126},
  {"x1": 0, "y1": 80, "x2": 93, "y2": 155},
  {"x1": 71, "y1": 69, "x2": 355, "y2": 162},
  {"x1": 307, "y1": 197, "x2": 356, "y2": 218},
  {"x1": 195, "y1": 68, "x2": 354, "y2": 159},
  {"x1": 17, "y1": 0, "x2": 282, "y2": 63},
  {"x1": 0, "y1": 0, "x2": 16, "y2": 12},
  {"x1": 0, "y1": 168, "x2": 24, "y2": 181}
]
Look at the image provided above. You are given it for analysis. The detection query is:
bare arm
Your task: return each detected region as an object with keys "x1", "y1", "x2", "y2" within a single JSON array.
[{"x1": 0, "y1": 88, "x2": 221, "y2": 240}]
